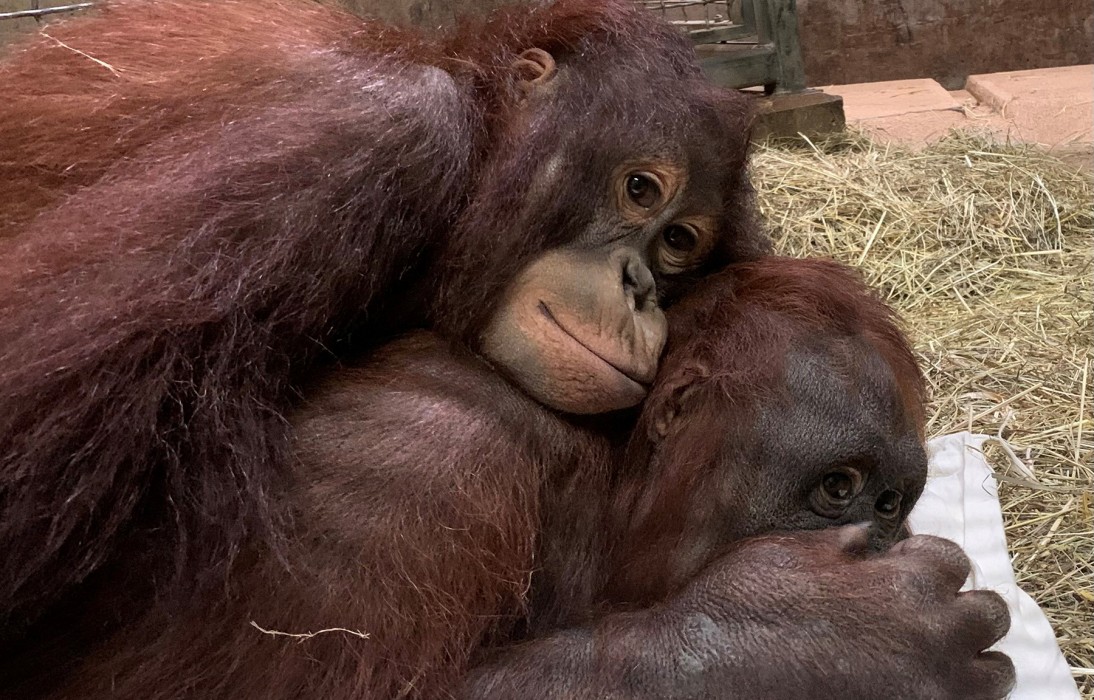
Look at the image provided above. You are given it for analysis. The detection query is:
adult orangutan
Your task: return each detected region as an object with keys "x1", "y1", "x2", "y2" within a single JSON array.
[
  {"x1": 602, "y1": 256, "x2": 933, "y2": 605},
  {"x1": 532, "y1": 257, "x2": 936, "y2": 624},
  {"x1": 506, "y1": 259, "x2": 1010, "y2": 700},
  {"x1": 470, "y1": 259, "x2": 1012, "y2": 699}
]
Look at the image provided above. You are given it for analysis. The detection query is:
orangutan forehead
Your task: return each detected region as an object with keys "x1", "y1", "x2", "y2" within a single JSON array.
[{"x1": 765, "y1": 338, "x2": 914, "y2": 463}]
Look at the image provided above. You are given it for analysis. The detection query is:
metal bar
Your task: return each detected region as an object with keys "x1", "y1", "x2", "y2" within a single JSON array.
[
  {"x1": 0, "y1": 3, "x2": 94, "y2": 21},
  {"x1": 635, "y1": 1, "x2": 724, "y2": 9},
  {"x1": 672, "y1": 19, "x2": 736, "y2": 27},
  {"x1": 740, "y1": 0, "x2": 757, "y2": 35},
  {"x1": 758, "y1": 0, "x2": 806, "y2": 92},
  {"x1": 749, "y1": 0, "x2": 772, "y2": 44}
]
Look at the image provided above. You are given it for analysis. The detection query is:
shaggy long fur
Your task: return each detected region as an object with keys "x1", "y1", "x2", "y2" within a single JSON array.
[
  {"x1": 311, "y1": 261, "x2": 1005, "y2": 700},
  {"x1": 22, "y1": 334, "x2": 609, "y2": 698},
  {"x1": 0, "y1": 0, "x2": 758, "y2": 656}
]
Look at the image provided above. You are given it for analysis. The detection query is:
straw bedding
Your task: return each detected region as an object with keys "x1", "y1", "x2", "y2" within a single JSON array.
[{"x1": 752, "y1": 131, "x2": 1093, "y2": 696}]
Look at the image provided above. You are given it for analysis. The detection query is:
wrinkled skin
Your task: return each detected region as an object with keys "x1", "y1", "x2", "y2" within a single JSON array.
[
  {"x1": 660, "y1": 529, "x2": 1015, "y2": 700},
  {"x1": 471, "y1": 529, "x2": 1013, "y2": 700}
]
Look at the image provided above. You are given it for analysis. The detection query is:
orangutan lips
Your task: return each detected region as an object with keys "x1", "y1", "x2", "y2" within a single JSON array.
[{"x1": 537, "y1": 301, "x2": 651, "y2": 388}]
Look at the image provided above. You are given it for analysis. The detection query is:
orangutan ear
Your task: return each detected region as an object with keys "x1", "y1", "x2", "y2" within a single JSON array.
[
  {"x1": 650, "y1": 363, "x2": 709, "y2": 441},
  {"x1": 512, "y1": 48, "x2": 557, "y2": 95}
]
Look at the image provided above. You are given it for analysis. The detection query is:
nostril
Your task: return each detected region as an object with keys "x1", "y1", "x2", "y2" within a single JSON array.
[{"x1": 622, "y1": 255, "x2": 657, "y2": 312}]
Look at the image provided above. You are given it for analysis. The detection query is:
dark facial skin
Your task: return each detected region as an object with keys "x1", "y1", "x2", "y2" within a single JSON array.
[
  {"x1": 602, "y1": 259, "x2": 930, "y2": 606},
  {"x1": 733, "y1": 337, "x2": 927, "y2": 547},
  {"x1": 479, "y1": 259, "x2": 1012, "y2": 699},
  {"x1": 604, "y1": 337, "x2": 928, "y2": 606}
]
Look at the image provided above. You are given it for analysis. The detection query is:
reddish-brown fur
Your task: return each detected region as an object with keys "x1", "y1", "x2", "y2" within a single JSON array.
[
  {"x1": 0, "y1": 1, "x2": 1014, "y2": 696},
  {"x1": 465, "y1": 261, "x2": 1010, "y2": 699},
  {"x1": 527, "y1": 257, "x2": 929, "y2": 627},
  {"x1": 3, "y1": 255, "x2": 1009, "y2": 697},
  {"x1": 0, "y1": 0, "x2": 759, "y2": 664},
  {"x1": 606, "y1": 258, "x2": 928, "y2": 603},
  {"x1": 13, "y1": 335, "x2": 591, "y2": 698}
]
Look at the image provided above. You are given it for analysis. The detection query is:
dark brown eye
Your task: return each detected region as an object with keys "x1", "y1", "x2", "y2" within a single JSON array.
[
  {"x1": 822, "y1": 472, "x2": 855, "y2": 502},
  {"x1": 625, "y1": 173, "x2": 660, "y2": 208},
  {"x1": 875, "y1": 490, "x2": 902, "y2": 518},
  {"x1": 662, "y1": 225, "x2": 698, "y2": 253},
  {"x1": 811, "y1": 467, "x2": 863, "y2": 518}
]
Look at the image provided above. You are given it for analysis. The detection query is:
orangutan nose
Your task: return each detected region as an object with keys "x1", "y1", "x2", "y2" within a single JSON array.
[{"x1": 621, "y1": 251, "x2": 657, "y2": 313}]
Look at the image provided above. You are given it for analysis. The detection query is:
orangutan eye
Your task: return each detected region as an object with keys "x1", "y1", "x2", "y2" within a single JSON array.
[
  {"x1": 822, "y1": 472, "x2": 855, "y2": 502},
  {"x1": 811, "y1": 467, "x2": 864, "y2": 518},
  {"x1": 656, "y1": 223, "x2": 709, "y2": 273},
  {"x1": 662, "y1": 224, "x2": 698, "y2": 253},
  {"x1": 813, "y1": 463, "x2": 862, "y2": 514},
  {"x1": 625, "y1": 173, "x2": 661, "y2": 208},
  {"x1": 875, "y1": 490, "x2": 903, "y2": 518}
]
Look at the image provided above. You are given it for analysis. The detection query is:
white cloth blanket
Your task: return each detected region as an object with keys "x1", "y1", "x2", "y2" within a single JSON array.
[{"x1": 906, "y1": 431, "x2": 1080, "y2": 700}]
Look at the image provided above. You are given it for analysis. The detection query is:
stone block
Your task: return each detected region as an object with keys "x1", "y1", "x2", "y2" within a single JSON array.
[{"x1": 750, "y1": 89, "x2": 846, "y2": 141}]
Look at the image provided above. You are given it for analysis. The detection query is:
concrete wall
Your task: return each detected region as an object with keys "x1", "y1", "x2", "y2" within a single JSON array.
[
  {"x1": 0, "y1": 0, "x2": 508, "y2": 47},
  {"x1": 798, "y1": 0, "x2": 1094, "y2": 89},
  {"x1": 2, "y1": 0, "x2": 1091, "y2": 88},
  {"x1": 0, "y1": 1, "x2": 75, "y2": 46},
  {"x1": 331, "y1": 0, "x2": 509, "y2": 27}
]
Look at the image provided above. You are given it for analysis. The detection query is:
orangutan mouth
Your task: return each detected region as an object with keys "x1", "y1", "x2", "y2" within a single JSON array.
[{"x1": 537, "y1": 301, "x2": 650, "y2": 387}]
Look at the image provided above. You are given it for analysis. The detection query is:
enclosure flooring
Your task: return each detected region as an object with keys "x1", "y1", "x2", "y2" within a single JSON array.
[{"x1": 819, "y1": 65, "x2": 1093, "y2": 161}]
